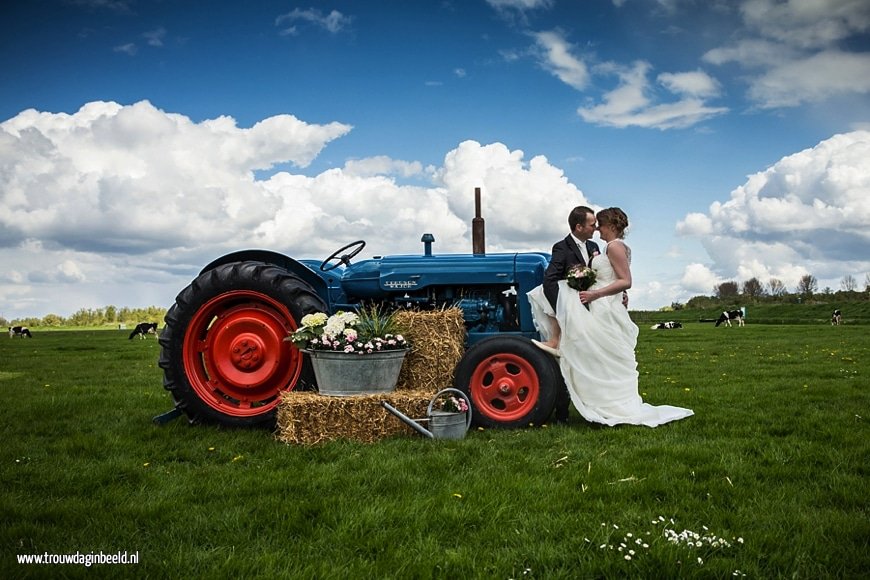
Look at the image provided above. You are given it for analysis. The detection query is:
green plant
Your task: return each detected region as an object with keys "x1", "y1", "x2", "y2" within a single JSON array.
[{"x1": 353, "y1": 304, "x2": 407, "y2": 342}]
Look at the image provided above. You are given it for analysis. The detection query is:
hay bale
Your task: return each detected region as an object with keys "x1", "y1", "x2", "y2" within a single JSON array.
[
  {"x1": 276, "y1": 390, "x2": 434, "y2": 445},
  {"x1": 394, "y1": 308, "x2": 466, "y2": 392},
  {"x1": 275, "y1": 308, "x2": 467, "y2": 445}
]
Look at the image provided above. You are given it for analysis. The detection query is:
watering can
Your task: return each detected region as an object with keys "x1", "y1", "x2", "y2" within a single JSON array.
[{"x1": 381, "y1": 388, "x2": 472, "y2": 440}]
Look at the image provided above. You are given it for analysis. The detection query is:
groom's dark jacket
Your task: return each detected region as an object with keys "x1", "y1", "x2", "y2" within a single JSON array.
[{"x1": 543, "y1": 235, "x2": 600, "y2": 312}]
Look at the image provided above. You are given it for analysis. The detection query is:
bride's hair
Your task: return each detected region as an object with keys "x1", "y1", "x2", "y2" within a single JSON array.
[{"x1": 597, "y1": 207, "x2": 629, "y2": 238}]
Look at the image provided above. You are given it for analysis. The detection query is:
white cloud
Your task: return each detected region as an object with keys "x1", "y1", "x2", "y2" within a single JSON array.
[
  {"x1": 748, "y1": 50, "x2": 870, "y2": 108},
  {"x1": 704, "y1": 0, "x2": 870, "y2": 108},
  {"x1": 342, "y1": 156, "x2": 424, "y2": 178},
  {"x1": 0, "y1": 101, "x2": 352, "y2": 254},
  {"x1": 57, "y1": 260, "x2": 87, "y2": 283},
  {"x1": 71, "y1": 0, "x2": 134, "y2": 13},
  {"x1": 113, "y1": 43, "x2": 137, "y2": 55},
  {"x1": 531, "y1": 30, "x2": 589, "y2": 90},
  {"x1": 657, "y1": 70, "x2": 722, "y2": 98},
  {"x1": 143, "y1": 27, "x2": 166, "y2": 47},
  {"x1": 275, "y1": 8, "x2": 352, "y2": 36},
  {"x1": 677, "y1": 130, "x2": 870, "y2": 289},
  {"x1": 675, "y1": 212, "x2": 713, "y2": 237},
  {"x1": 680, "y1": 263, "x2": 721, "y2": 293},
  {"x1": 740, "y1": 0, "x2": 870, "y2": 50},
  {"x1": 0, "y1": 103, "x2": 593, "y2": 318},
  {"x1": 704, "y1": 39, "x2": 797, "y2": 69},
  {"x1": 4, "y1": 104, "x2": 867, "y2": 319},
  {"x1": 486, "y1": 0, "x2": 553, "y2": 11},
  {"x1": 435, "y1": 141, "x2": 591, "y2": 245},
  {"x1": 578, "y1": 61, "x2": 728, "y2": 129}
]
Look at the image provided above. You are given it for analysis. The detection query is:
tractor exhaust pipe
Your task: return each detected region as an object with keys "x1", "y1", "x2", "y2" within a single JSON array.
[{"x1": 472, "y1": 187, "x2": 485, "y2": 255}]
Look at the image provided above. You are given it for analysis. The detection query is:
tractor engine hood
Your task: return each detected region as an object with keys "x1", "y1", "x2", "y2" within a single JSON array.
[{"x1": 340, "y1": 253, "x2": 548, "y2": 298}]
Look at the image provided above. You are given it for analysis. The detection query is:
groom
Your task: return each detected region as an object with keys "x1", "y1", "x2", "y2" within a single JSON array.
[
  {"x1": 543, "y1": 206, "x2": 600, "y2": 314},
  {"x1": 542, "y1": 206, "x2": 600, "y2": 424}
]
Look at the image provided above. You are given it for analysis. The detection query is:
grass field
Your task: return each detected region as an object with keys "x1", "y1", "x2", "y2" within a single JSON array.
[{"x1": 2, "y1": 323, "x2": 868, "y2": 578}]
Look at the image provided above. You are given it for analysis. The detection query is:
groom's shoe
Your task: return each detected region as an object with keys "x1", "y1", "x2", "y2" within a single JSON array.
[{"x1": 532, "y1": 339, "x2": 561, "y2": 358}]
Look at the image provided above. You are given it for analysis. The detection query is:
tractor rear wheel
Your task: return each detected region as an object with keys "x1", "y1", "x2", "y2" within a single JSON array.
[
  {"x1": 454, "y1": 336, "x2": 558, "y2": 429},
  {"x1": 158, "y1": 261, "x2": 326, "y2": 427}
]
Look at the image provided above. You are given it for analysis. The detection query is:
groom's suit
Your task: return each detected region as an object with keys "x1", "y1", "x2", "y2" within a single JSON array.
[
  {"x1": 543, "y1": 234, "x2": 600, "y2": 424},
  {"x1": 543, "y1": 234, "x2": 601, "y2": 312}
]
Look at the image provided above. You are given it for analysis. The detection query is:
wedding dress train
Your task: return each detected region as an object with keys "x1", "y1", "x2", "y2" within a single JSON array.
[{"x1": 528, "y1": 242, "x2": 693, "y2": 427}]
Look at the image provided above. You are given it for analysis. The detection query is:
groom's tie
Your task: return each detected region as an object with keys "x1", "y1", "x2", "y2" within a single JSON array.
[{"x1": 578, "y1": 242, "x2": 589, "y2": 266}]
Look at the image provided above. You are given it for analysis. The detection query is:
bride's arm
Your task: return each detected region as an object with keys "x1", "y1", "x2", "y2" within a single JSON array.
[{"x1": 579, "y1": 241, "x2": 632, "y2": 304}]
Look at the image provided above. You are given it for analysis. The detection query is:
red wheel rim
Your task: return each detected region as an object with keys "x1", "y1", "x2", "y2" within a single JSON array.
[
  {"x1": 468, "y1": 352, "x2": 541, "y2": 423},
  {"x1": 182, "y1": 290, "x2": 302, "y2": 417}
]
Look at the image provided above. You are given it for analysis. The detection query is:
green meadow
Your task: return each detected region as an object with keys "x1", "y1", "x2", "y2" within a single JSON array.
[{"x1": 1, "y1": 322, "x2": 867, "y2": 578}]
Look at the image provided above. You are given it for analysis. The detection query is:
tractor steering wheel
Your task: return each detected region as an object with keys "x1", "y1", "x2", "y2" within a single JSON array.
[{"x1": 320, "y1": 240, "x2": 366, "y2": 272}]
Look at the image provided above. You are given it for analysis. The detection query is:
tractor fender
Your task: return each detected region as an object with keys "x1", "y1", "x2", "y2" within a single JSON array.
[{"x1": 200, "y1": 250, "x2": 330, "y2": 303}]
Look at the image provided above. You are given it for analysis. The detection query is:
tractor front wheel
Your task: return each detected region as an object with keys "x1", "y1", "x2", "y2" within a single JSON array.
[
  {"x1": 158, "y1": 261, "x2": 326, "y2": 427},
  {"x1": 454, "y1": 336, "x2": 558, "y2": 429}
]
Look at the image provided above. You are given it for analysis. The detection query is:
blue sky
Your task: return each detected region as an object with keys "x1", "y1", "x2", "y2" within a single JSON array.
[{"x1": 1, "y1": 0, "x2": 869, "y2": 319}]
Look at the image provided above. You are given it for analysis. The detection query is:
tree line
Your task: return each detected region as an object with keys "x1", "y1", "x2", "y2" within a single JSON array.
[
  {"x1": 674, "y1": 273, "x2": 870, "y2": 311},
  {"x1": 2, "y1": 305, "x2": 168, "y2": 329}
]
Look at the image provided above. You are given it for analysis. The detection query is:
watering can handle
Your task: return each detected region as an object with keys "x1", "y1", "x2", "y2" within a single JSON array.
[{"x1": 428, "y1": 388, "x2": 473, "y2": 431}]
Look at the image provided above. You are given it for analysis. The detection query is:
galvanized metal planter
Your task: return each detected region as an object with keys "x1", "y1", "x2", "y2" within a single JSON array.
[{"x1": 305, "y1": 349, "x2": 408, "y2": 396}]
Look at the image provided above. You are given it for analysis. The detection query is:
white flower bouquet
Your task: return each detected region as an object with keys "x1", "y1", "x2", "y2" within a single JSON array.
[{"x1": 286, "y1": 307, "x2": 409, "y2": 355}]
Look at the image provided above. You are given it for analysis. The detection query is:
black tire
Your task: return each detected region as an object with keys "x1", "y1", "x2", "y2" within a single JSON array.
[
  {"x1": 158, "y1": 261, "x2": 326, "y2": 427},
  {"x1": 454, "y1": 336, "x2": 559, "y2": 429}
]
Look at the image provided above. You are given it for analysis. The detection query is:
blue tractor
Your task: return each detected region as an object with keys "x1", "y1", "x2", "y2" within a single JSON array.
[{"x1": 158, "y1": 195, "x2": 563, "y2": 429}]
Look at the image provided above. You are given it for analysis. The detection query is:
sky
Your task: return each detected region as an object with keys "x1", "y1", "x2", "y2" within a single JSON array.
[{"x1": 1, "y1": 0, "x2": 869, "y2": 320}]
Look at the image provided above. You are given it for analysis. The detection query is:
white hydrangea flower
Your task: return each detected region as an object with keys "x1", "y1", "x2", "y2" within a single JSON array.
[
  {"x1": 335, "y1": 311, "x2": 359, "y2": 326},
  {"x1": 301, "y1": 312, "x2": 328, "y2": 328},
  {"x1": 323, "y1": 317, "x2": 345, "y2": 337}
]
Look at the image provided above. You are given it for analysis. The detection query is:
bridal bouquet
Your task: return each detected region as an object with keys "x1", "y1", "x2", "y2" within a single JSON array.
[
  {"x1": 285, "y1": 307, "x2": 409, "y2": 354},
  {"x1": 566, "y1": 264, "x2": 596, "y2": 291}
]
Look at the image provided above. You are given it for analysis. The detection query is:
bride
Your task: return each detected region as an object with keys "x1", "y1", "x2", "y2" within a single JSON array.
[{"x1": 528, "y1": 207, "x2": 693, "y2": 427}]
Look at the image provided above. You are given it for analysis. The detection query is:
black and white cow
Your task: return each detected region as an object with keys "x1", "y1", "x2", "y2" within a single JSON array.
[
  {"x1": 129, "y1": 322, "x2": 158, "y2": 339},
  {"x1": 831, "y1": 309, "x2": 842, "y2": 326},
  {"x1": 715, "y1": 310, "x2": 744, "y2": 327},
  {"x1": 8, "y1": 326, "x2": 33, "y2": 338},
  {"x1": 651, "y1": 321, "x2": 683, "y2": 330}
]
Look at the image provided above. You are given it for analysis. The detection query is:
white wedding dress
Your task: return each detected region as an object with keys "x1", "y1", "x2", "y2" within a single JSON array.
[{"x1": 528, "y1": 241, "x2": 693, "y2": 427}]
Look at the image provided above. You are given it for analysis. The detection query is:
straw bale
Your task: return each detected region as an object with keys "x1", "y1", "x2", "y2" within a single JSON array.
[
  {"x1": 276, "y1": 389, "x2": 434, "y2": 445},
  {"x1": 275, "y1": 308, "x2": 467, "y2": 445},
  {"x1": 394, "y1": 308, "x2": 466, "y2": 392}
]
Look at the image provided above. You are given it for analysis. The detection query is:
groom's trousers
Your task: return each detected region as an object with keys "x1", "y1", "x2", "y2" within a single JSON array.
[{"x1": 554, "y1": 373, "x2": 570, "y2": 423}]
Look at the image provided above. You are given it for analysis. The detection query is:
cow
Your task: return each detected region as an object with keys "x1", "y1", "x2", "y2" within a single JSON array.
[
  {"x1": 715, "y1": 310, "x2": 744, "y2": 327},
  {"x1": 831, "y1": 309, "x2": 842, "y2": 326},
  {"x1": 129, "y1": 322, "x2": 158, "y2": 339},
  {"x1": 8, "y1": 326, "x2": 33, "y2": 338},
  {"x1": 651, "y1": 321, "x2": 683, "y2": 330}
]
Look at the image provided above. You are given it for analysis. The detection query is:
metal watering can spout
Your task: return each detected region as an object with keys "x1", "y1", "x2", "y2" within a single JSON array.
[{"x1": 381, "y1": 388, "x2": 472, "y2": 440}]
